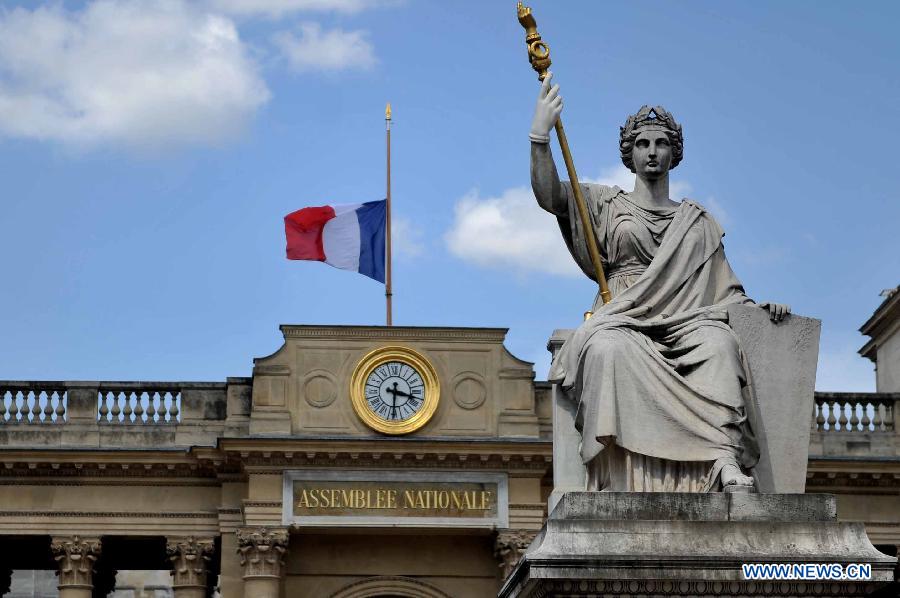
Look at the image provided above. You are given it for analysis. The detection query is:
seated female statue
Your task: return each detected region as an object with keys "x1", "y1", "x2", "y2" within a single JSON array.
[{"x1": 530, "y1": 73, "x2": 790, "y2": 492}]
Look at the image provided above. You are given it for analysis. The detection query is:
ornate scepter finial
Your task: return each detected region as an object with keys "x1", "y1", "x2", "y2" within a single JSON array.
[
  {"x1": 515, "y1": 2, "x2": 612, "y2": 307},
  {"x1": 517, "y1": 2, "x2": 552, "y2": 80}
]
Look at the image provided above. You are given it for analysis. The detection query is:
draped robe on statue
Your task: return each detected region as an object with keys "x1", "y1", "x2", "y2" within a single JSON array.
[{"x1": 548, "y1": 184, "x2": 759, "y2": 492}]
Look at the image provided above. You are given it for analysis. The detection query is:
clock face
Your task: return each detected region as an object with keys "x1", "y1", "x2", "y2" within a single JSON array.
[
  {"x1": 350, "y1": 346, "x2": 440, "y2": 435},
  {"x1": 364, "y1": 360, "x2": 426, "y2": 422}
]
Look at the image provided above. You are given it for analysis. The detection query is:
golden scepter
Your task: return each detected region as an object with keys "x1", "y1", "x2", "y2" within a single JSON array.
[{"x1": 517, "y1": 2, "x2": 611, "y2": 306}]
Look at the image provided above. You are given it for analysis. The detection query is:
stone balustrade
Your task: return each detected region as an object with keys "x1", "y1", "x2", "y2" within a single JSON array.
[
  {"x1": 0, "y1": 378, "x2": 251, "y2": 449},
  {"x1": 0, "y1": 382, "x2": 68, "y2": 423},
  {"x1": 2, "y1": 378, "x2": 898, "y2": 458},
  {"x1": 813, "y1": 392, "x2": 897, "y2": 433},
  {"x1": 809, "y1": 391, "x2": 900, "y2": 458},
  {"x1": 98, "y1": 383, "x2": 182, "y2": 424}
]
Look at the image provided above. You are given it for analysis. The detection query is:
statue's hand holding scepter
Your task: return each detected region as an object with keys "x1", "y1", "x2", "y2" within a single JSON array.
[{"x1": 518, "y1": 3, "x2": 612, "y2": 307}]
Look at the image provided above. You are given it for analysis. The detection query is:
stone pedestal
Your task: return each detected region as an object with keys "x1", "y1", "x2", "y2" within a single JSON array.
[
  {"x1": 51, "y1": 536, "x2": 101, "y2": 598},
  {"x1": 236, "y1": 527, "x2": 288, "y2": 598},
  {"x1": 167, "y1": 536, "x2": 215, "y2": 598},
  {"x1": 499, "y1": 493, "x2": 897, "y2": 597}
]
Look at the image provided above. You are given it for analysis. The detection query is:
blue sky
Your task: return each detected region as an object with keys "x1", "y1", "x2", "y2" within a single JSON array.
[{"x1": 0, "y1": 0, "x2": 897, "y2": 390}]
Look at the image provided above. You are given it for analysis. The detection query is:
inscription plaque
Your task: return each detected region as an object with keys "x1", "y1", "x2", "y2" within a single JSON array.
[{"x1": 282, "y1": 470, "x2": 509, "y2": 528}]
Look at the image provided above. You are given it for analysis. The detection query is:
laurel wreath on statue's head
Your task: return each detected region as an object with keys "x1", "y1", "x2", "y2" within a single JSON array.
[{"x1": 619, "y1": 105, "x2": 684, "y2": 172}]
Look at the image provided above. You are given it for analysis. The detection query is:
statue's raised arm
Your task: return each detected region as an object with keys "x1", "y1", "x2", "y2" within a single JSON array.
[
  {"x1": 518, "y1": 2, "x2": 611, "y2": 305},
  {"x1": 529, "y1": 74, "x2": 566, "y2": 217}
]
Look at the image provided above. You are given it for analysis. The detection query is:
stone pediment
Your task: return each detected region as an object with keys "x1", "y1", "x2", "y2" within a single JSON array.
[{"x1": 249, "y1": 325, "x2": 539, "y2": 439}]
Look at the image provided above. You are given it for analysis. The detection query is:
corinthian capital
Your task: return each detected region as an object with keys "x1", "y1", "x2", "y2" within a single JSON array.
[
  {"x1": 167, "y1": 536, "x2": 215, "y2": 589},
  {"x1": 51, "y1": 536, "x2": 101, "y2": 588},
  {"x1": 236, "y1": 527, "x2": 289, "y2": 579}
]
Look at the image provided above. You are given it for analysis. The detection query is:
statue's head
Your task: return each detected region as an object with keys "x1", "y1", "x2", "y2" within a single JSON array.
[{"x1": 619, "y1": 106, "x2": 684, "y2": 177}]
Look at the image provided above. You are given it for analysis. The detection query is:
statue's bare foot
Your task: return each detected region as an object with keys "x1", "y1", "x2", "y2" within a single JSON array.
[{"x1": 721, "y1": 462, "x2": 754, "y2": 488}]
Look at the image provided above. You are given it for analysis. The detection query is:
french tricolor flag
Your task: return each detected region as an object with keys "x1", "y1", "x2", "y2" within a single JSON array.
[{"x1": 284, "y1": 200, "x2": 386, "y2": 283}]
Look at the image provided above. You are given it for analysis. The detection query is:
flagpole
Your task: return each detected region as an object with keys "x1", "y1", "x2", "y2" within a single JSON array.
[{"x1": 385, "y1": 102, "x2": 393, "y2": 326}]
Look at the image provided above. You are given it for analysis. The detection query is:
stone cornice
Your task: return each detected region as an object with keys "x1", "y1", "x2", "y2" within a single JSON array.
[
  {"x1": 1, "y1": 510, "x2": 218, "y2": 519},
  {"x1": 806, "y1": 458, "x2": 900, "y2": 493},
  {"x1": 277, "y1": 325, "x2": 509, "y2": 343},
  {"x1": 215, "y1": 438, "x2": 552, "y2": 474},
  {"x1": 217, "y1": 436, "x2": 551, "y2": 452}
]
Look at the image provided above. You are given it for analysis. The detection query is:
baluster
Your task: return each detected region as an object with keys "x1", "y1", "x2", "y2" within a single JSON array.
[
  {"x1": 815, "y1": 401, "x2": 826, "y2": 430},
  {"x1": 42, "y1": 391, "x2": 53, "y2": 422},
  {"x1": 837, "y1": 400, "x2": 849, "y2": 431},
  {"x1": 122, "y1": 392, "x2": 133, "y2": 422},
  {"x1": 885, "y1": 403, "x2": 895, "y2": 432},
  {"x1": 860, "y1": 401, "x2": 872, "y2": 431},
  {"x1": 98, "y1": 392, "x2": 110, "y2": 422},
  {"x1": 849, "y1": 401, "x2": 860, "y2": 431},
  {"x1": 826, "y1": 400, "x2": 837, "y2": 430},
  {"x1": 9, "y1": 392, "x2": 20, "y2": 422},
  {"x1": 872, "y1": 402, "x2": 884, "y2": 431},
  {"x1": 0, "y1": 390, "x2": 7, "y2": 422},
  {"x1": 133, "y1": 391, "x2": 144, "y2": 422},
  {"x1": 28, "y1": 392, "x2": 41, "y2": 423},
  {"x1": 110, "y1": 392, "x2": 122, "y2": 422},
  {"x1": 169, "y1": 391, "x2": 181, "y2": 422},
  {"x1": 146, "y1": 392, "x2": 157, "y2": 422},
  {"x1": 157, "y1": 391, "x2": 169, "y2": 422},
  {"x1": 54, "y1": 391, "x2": 66, "y2": 422}
]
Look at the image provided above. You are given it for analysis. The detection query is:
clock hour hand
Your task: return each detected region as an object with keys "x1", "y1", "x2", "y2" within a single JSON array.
[{"x1": 385, "y1": 381, "x2": 413, "y2": 400}]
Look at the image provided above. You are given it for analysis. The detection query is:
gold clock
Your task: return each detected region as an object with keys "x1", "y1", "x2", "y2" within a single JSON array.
[{"x1": 350, "y1": 346, "x2": 440, "y2": 435}]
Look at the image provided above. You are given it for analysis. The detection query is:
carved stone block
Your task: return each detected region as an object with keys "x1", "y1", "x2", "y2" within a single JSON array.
[{"x1": 51, "y1": 536, "x2": 101, "y2": 591}]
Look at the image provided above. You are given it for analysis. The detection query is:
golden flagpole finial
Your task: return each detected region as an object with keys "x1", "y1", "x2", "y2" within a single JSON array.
[{"x1": 385, "y1": 102, "x2": 392, "y2": 121}]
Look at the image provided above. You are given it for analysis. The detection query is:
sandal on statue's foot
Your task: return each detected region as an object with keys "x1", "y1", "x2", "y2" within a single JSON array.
[{"x1": 721, "y1": 462, "x2": 754, "y2": 493}]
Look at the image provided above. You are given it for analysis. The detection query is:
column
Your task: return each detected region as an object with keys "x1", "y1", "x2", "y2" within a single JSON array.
[
  {"x1": 494, "y1": 529, "x2": 537, "y2": 581},
  {"x1": 51, "y1": 536, "x2": 101, "y2": 598},
  {"x1": 167, "y1": 537, "x2": 215, "y2": 598},
  {"x1": 236, "y1": 527, "x2": 288, "y2": 598}
]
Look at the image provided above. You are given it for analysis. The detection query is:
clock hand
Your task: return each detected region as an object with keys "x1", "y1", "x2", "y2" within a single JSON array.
[{"x1": 385, "y1": 382, "x2": 401, "y2": 408}]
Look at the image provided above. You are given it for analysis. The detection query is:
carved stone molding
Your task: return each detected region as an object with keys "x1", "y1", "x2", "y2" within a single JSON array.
[
  {"x1": 494, "y1": 529, "x2": 537, "y2": 580},
  {"x1": 51, "y1": 535, "x2": 101, "y2": 589},
  {"x1": 236, "y1": 527, "x2": 289, "y2": 579},
  {"x1": 167, "y1": 536, "x2": 215, "y2": 589},
  {"x1": 522, "y1": 578, "x2": 883, "y2": 597}
]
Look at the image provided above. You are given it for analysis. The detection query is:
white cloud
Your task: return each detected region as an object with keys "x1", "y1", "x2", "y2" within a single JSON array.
[
  {"x1": 670, "y1": 179, "x2": 692, "y2": 200},
  {"x1": 273, "y1": 23, "x2": 375, "y2": 72},
  {"x1": 584, "y1": 165, "x2": 634, "y2": 190},
  {"x1": 703, "y1": 196, "x2": 731, "y2": 226},
  {"x1": 445, "y1": 165, "x2": 708, "y2": 278},
  {"x1": 392, "y1": 217, "x2": 424, "y2": 259},
  {"x1": 0, "y1": 1, "x2": 269, "y2": 149},
  {"x1": 209, "y1": 0, "x2": 386, "y2": 18},
  {"x1": 445, "y1": 186, "x2": 582, "y2": 278}
]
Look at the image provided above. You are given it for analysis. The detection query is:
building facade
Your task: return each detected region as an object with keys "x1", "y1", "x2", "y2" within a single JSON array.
[{"x1": 1, "y1": 309, "x2": 898, "y2": 597}]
